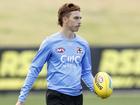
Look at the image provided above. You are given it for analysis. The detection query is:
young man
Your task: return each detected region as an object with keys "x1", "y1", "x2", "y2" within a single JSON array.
[{"x1": 16, "y1": 3, "x2": 94, "y2": 105}]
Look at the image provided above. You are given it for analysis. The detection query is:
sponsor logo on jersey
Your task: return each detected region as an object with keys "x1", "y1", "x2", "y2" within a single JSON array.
[
  {"x1": 77, "y1": 47, "x2": 83, "y2": 54},
  {"x1": 56, "y1": 47, "x2": 65, "y2": 53},
  {"x1": 61, "y1": 55, "x2": 81, "y2": 63}
]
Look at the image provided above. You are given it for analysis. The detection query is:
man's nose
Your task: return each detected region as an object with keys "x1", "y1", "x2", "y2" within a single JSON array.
[
  {"x1": 78, "y1": 20, "x2": 81, "y2": 24},
  {"x1": 78, "y1": 22, "x2": 81, "y2": 26}
]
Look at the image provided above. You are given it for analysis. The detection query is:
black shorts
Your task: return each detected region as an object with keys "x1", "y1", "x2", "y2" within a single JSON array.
[{"x1": 46, "y1": 89, "x2": 83, "y2": 105}]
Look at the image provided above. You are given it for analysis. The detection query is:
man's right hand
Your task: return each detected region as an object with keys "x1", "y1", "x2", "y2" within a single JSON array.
[{"x1": 16, "y1": 101, "x2": 24, "y2": 105}]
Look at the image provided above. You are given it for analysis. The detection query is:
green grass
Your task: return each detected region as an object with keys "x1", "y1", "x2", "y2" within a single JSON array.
[
  {"x1": 0, "y1": 91, "x2": 140, "y2": 105},
  {"x1": 0, "y1": 0, "x2": 140, "y2": 47}
]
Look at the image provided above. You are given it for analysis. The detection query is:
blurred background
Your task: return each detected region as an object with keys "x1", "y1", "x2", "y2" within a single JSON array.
[{"x1": 0, "y1": 0, "x2": 140, "y2": 105}]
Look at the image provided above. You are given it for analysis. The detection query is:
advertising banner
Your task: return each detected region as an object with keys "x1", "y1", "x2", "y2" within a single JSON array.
[
  {"x1": 0, "y1": 47, "x2": 140, "y2": 91},
  {"x1": 0, "y1": 48, "x2": 46, "y2": 91},
  {"x1": 91, "y1": 46, "x2": 140, "y2": 89}
]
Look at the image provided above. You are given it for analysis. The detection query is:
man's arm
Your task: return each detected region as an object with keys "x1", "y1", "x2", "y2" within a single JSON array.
[
  {"x1": 16, "y1": 39, "x2": 51, "y2": 104},
  {"x1": 81, "y1": 43, "x2": 94, "y2": 92}
]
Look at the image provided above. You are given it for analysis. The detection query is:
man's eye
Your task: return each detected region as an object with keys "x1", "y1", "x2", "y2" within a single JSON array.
[{"x1": 74, "y1": 17, "x2": 82, "y2": 19}]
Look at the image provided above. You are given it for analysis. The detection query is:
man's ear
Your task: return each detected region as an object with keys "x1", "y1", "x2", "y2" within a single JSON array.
[{"x1": 63, "y1": 16, "x2": 68, "y2": 24}]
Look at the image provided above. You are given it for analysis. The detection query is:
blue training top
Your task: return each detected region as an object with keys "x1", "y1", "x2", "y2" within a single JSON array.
[{"x1": 18, "y1": 32, "x2": 94, "y2": 102}]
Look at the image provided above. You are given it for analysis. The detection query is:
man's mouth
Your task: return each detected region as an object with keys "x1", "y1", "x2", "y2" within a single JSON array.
[{"x1": 76, "y1": 25, "x2": 80, "y2": 28}]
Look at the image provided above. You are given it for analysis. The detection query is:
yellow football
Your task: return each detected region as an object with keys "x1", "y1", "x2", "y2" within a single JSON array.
[{"x1": 94, "y1": 72, "x2": 113, "y2": 99}]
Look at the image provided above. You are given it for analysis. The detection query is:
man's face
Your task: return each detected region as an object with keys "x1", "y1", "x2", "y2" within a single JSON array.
[{"x1": 63, "y1": 11, "x2": 82, "y2": 32}]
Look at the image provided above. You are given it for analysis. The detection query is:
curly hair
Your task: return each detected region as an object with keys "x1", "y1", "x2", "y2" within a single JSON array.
[{"x1": 58, "y1": 3, "x2": 80, "y2": 27}]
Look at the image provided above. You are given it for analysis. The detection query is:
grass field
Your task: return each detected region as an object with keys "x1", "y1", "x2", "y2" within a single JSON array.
[
  {"x1": 0, "y1": 0, "x2": 140, "y2": 46},
  {"x1": 0, "y1": 91, "x2": 140, "y2": 105}
]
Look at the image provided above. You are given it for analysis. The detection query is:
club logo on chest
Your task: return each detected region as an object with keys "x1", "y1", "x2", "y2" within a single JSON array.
[{"x1": 77, "y1": 47, "x2": 83, "y2": 54}]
